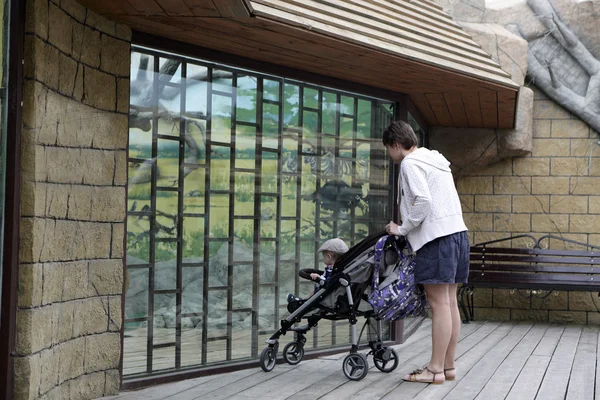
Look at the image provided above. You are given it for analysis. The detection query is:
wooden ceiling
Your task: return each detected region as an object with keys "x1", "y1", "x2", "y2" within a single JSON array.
[{"x1": 77, "y1": 0, "x2": 520, "y2": 129}]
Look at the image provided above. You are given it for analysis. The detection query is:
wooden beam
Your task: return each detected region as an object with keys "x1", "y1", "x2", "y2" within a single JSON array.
[
  {"x1": 498, "y1": 91, "x2": 517, "y2": 129},
  {"x1": 425, "y1": 93, "x2": 454, "y2": 126},
  {"x1": 126, "y1": 0, "x2": 166, "y2": 15},
  {"x1": 443, "y1": 92, "x2": 469, "y2": 127},
  {"x1": 479, "y1": 91, "x2": 498, "y2": 128},
  {"x1": 155, "y1": 0, "x2": 194, "y2": 16},
  {"x1": 182, "y1": 0, "x2": 222, "y2": 16},
  {"x1": 410, "y1": 93, "x2": 439, "y2": 126},
  {"x1": 461, "y1": 91, "x2": 483, "y2": 128},
  {"x1": 213, "y1": 0, "x2": 252, "y2": 17}
]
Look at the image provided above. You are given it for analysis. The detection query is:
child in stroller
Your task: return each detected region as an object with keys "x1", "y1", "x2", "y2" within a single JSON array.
[{"x1": 260, "y1": 232, "x2": 408, "y2": 381}]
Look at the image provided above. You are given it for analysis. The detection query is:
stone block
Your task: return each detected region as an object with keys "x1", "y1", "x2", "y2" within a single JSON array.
[
  {"x1": 550, "y1": 158, "x2": 589, "y2": 177},
  {"x1": 468, "y1": 158, "x2": 513, "y2": 176},
  {"x1": 474, "y1": 195, "x2": 511, "y2": 212},
  {"x1": 60, "y1": 0, "x2": 86, "y2": 22},
  {"x1": 547, "y1": 234, "x2": 589, "y2": 251},
  {"x1": 80, "y1": 27, "x2": 101, "y2": 67},
  {"x1": 570, "y1": 177, "x2": 600, "y2": 195},
  {"x1": 473, "y1": 232, "x2": 511, "y2": 246},
  {"x1": 22, "y1": 80, "x2": 48, "y2": 130},
  {"x1": 531, "y1": 214, "x2": 569, "y2": 233},
  {"x1": 510, "y1": 309, "x2": 549, "y2": 322},
  {"x1": 25, "y1": 0, "x2": 48, "y2": 39},
  {"x1": 19, "y1": 218, "x2": 45, "y2": 264},
  {"x1": 590, "y1": 196, "x2": 600, "y2": 214},
  {"x1": 13, "y1": 354, "x2": 42, "y2": 400},
  {"x1": 512, "y1": 195, "x2": 549, "y2": 213},
  {"x1": 101, "y1": 35, "x2": 131, "y2": 76},
  {"x1": 84, "y1": 333, "x2": 121, "y2": 373},
  {"x1": 73, "y1": 63, "x2": 84, "y2": 100},
  {"x1": 40, "y1": 382, "x2": 70, "y2": 400},
  {"x1": 474, "y1": 307, "x2": 510, "y2": 321},
  {"x1": 111, "y1": 222, "x2": 125, "y2": 258},
  {"x1": 42, "y1": 262, "x2": 65, "y2": 305},
  {"x1": 472, "y1": 288, "x2": 492, "y2": 307},
  {"x1": 55, "y1": 301, "x2": 75, "y2": 343},
  {"x1": 39, "y1": 219, "x2": 73, "y2": 262},
  {"x1": 456, "y1": 176, "x2": 493, "y2": 194},
  {"x1": 531, "y1": 291, "x2": 568, "y2": 310},
  {"x1": 71, "y1": 19, "x2": 84, "y2": 63},
  {"x1": 570, "y1": 215, "x2": 600, "y2": 233},
  {"x1": 493, "y1": 288, "x2": 531, "y2": 309},
  {"x1": 550, "y1": 195, "x2": 588, "y2": 214},
  {"x1": 21, "y1": 181, "x2": 47, "y2": 218},
  {"x1": 463, "y1": 213, "x2": 493, "y2": 231},
  {"x1": 114, "y1": 150, "x2": 127, "y2": 186},
  {"x1": 48, "y1": 3, "x2": 72, "y2": 55},
  {"x1": 551, "y1": 119, "x2": 590, "y2": 138},
  {"x1": 571, "y1": 139, "x2": 600, "y2": 157},
  {"x1": 513, "y1": 157, "x2": 550, "y2": 176},
  {"x1": 493, "y1": 213, "x2": 531, "y2": 232},
  {"x1": 16, "y1": 306, "x2": 54, "y2": 355},
  {"x1": 81, "y1": 149, "x2": 116, "y2": 185},
  {"x1": 532, "y1": 177, "x2": 570, "y2": 195},
  {"x1": 569, "y1": 292, "x2": 600, "y2": 311},
  {"x1": 39, "y1": 347, "x2": 59, "y2": 395},
  {"x1": 533, "y1": 120, "x2": 551, "y2": 138},
  {"x1": 91, "y1": 186, "x2": 126, "y2": 222},
  {"x1": 117, "y1": 78, "x2": 130, "y2": 114},
  {"x1": 80, "y1": 222, "x2": 112, "y2": 259},
  {"x1": 58, "y1": 53, "x2": 77, "y2": 96},
  {"x1": 67, "y1": 185, "x2": 93, "y2": 220},
  {"x1": 46, "y1": 147, "x2": 84, "y2": 184},
  {"x1": 18, "y1": 263, "x2": 43, "y2": 308},
  {"x1": 549, "y1": 310, "x2": 587, "y2": 324},
  {"x1": 56, "y1": 337, "x2": 85, "y2": 384},
  {"x1": 90, "y1": 113, "x2": 128, "y2": 149},
  {"x1": 86, "y1": 10, "x2": 117, "y2": 36},
  {"x1": 45, "y1": 184, "x2": 69, "y2": 218},
  {"x1": 83, "y1": 66, "x2": 116, "y2": 111},
  {"x1": 105, "y1": 369, "x2": 121, "y2": 395},
  {"x1": 61, "y1": 261, "x2": 89, "y2": 301},
  {"x1": 494, "y1": 176, "x2": 531, "y2": 194},
  {"x1": 587, "y1": 312, "x2": 600, "y2": 326},
  {"x1": 89, "y1": 259, "x2": 123, "y2": 296},
  {"x1": 460, "y1": 194, "x2": 474, "y2": 212},
  {"x1": 531, "y1": 138, "x2": 571, "y2": 157},
  {"x1": 73, "y1": 298, "x2": 108, "y2": 336},
  {"x1": 533, "y1": 100, "x2": 571, "y2": 119},
  {"x1": 102, "y1": 296, "x2": 123, "y2": 332},
  {"x1": 69, "y1": 371, "x2": 106, "y2": 399}
]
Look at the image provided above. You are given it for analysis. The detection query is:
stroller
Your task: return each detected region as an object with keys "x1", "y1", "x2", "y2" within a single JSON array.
[{"x1": 259, "y1": 232, "x2": 418, "y2": 381}]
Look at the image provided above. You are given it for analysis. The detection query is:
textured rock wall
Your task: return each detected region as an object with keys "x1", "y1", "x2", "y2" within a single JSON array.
[
  {"x1": 458, "y1": 87, "x2": 600, "y2": 324},
  {"x1": 16, "y1": 0, "x2": 130, "y2": 398}
]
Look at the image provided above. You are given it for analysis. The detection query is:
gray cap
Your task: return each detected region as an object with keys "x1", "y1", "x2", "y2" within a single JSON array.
[{"x1": 318, "y1": 238, "x2": 349, "y2": 254}]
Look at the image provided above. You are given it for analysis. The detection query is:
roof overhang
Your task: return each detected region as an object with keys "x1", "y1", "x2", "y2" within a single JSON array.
[{"x1": 78, "y1": 0, "x2": 520, "y2": 129}]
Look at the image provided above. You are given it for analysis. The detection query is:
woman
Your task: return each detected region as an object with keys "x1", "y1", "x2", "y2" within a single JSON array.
[{"x1": 383, "y1": 120, "x2": 470, "y2": 385}]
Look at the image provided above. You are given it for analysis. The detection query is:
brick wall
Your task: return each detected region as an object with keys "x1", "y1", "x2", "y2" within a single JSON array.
[
  {"x1": 16, "y1": 0, "x2": 130, "y2": 398},
  {"x1": 458, "y1": 87, "x2": 600, "y2": 324}
]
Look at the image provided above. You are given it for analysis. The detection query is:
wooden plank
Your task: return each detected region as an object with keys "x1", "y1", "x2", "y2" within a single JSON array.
[
  {"x1": 479, "y1": 91, "x2": 498, "y2": 128},
  {"x1": 473, "y1": 324, "x2": 548, "y2": 400},
  {"x1": 154, "y1": 0, "x2": 194, "y2": 16},
  {"x1": 410, "y1": 94, "x2": 439, "y2": 126},
  {"x1": 440, "y1": 323, "x2": 533, "y2": 400},
  {"x1": 443, "y1": 92, "x2": 469, "y2": 127},
  {"x1": 498, "y1": 90, "x2": 517, "y2": 129},
  {"x1": 535, "y1": 325, "x2": 582, "y2": 400},
  {"x1": 461, "y1": 91, "x2": 483, "y2": 127},
  {"x1": 126, "y1": 0, "x2": 166, "y2": 15},
  {"x1": 425, "y1": 93, "x2": 454, "y2": 126},
  {"x1": 182, "y1": 0, "x2": 222, "y2": 16},
  {"x1": 213, "y1": 0, "x2": 252, "y2": 17},
  {"x1": 505, "y1": 355, "x2": 551, "y2": 400},
  {"x1": 77, "y1": 0, "x2": 138, "y2": 15},
  {"x1": 566, "y1": 326, "x2": 598, "y2": 400}
]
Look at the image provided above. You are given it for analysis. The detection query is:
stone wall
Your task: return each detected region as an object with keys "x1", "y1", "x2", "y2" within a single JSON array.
[
  {"x1": 16, "y1": 0, "x2": 130, "y2": 398},
  {"x1": 458, "y1": 86, "x2": 600, "y2": 324}
]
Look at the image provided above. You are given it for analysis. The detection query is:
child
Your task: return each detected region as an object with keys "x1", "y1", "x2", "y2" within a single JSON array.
[{"x1": 298, "y1": 238, "x2": 349, "y2": 297}]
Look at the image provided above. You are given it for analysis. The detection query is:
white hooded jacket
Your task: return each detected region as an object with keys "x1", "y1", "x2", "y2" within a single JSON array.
[{"x1": 397, "y1": 147, "x2": 467, "y2": 251}]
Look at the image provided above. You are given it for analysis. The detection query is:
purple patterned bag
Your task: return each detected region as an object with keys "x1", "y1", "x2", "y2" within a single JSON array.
[{"x1": 367, "y1": 236, "x2": 427, "y2": 321}]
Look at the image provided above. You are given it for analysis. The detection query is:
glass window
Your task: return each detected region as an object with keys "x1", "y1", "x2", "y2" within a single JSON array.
[{"x1": 125, "y1": 48, "x2": 396, "y2": 376}]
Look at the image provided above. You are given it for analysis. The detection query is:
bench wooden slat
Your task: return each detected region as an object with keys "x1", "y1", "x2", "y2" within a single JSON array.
[
  {"x1": 470, "y1": 247, "x2": 598, "y2": 257},
  {"x1": 469, "y1": 263, "x2": 600, "y2": 275},
  {"x1": 470, "y1": 254, "x2": 596, "y2": 265},
  {"x1": 469, "y1": 271, "x2": 600, "y2": 285}
]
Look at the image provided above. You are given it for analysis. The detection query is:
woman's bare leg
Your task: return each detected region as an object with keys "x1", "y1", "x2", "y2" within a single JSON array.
[{"x1": 444, "y1": 284, "x2": 461, "y2": 379}]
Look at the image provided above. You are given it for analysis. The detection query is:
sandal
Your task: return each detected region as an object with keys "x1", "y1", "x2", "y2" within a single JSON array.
[
  {"x1": 402, "y1": 365, "x2": 445, "y2": 384},
  {"x1": 444, "y1": 367, "x2": 456, "y2": 381}
]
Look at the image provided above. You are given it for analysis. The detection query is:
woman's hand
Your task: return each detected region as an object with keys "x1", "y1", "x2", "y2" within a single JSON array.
[{"x1": 385, "y1": 221, "x2": 400, "y2": 236}]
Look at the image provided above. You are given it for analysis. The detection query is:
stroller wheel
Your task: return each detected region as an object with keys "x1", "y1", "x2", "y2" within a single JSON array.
[
  {"x1": 373, "y1": 348, "x2": 399, "y2": 373},
  {"x1": 342, "y1": 353, "x2": 369, "y2": 381},
  {"x1": 260, "y1": 347, "x2": 277, "y2": 372},
  {"x1": 282, "y1": 342, "x2": 304, "y2": 365}
]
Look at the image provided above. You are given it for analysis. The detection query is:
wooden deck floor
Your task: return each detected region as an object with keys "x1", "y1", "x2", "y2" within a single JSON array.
[{"x1": 104, "y1": 319, "x2": 600, "y2": 400}]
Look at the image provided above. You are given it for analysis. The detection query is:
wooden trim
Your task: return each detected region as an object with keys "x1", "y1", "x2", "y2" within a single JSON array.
[
  {"x1": 213, "y1": 0, "x2": 253, "y2": 17},
  {"x1": 0, "y1": 0, "x2": 25, "y2": 398},
  {"x1": 133, "y1": 31, "x2": 408, "y2": 103}
]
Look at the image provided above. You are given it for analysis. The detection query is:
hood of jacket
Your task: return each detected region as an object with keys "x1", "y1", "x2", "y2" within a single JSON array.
[{"x1": 402, "y1": 147, "x2": 451, "y2": 172}]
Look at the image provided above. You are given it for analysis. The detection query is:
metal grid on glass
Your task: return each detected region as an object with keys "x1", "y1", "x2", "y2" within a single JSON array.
[{"x1": 125, "y1": 47, "x2": 397, "y2": 377}]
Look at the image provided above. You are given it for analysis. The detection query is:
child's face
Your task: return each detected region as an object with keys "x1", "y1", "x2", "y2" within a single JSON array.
[{"x1": 321, "y1": 251, "x2": 334, "y2": 265}]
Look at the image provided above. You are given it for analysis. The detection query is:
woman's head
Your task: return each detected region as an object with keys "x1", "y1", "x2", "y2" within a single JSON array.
[{"x1": 382, "y1": 121, "x2": 419, "y2": 163}]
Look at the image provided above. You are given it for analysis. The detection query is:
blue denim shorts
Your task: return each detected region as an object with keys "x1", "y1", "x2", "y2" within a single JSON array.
[{"x1": 414, "y1": 231, "x2": 470, "y2": 284}]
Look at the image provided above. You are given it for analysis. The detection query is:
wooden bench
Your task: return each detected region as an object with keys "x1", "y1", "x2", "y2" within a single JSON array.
[{"x1": 459, "y1": 234, "x2": 600, "y2": 323}]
